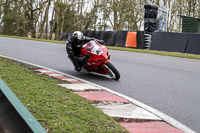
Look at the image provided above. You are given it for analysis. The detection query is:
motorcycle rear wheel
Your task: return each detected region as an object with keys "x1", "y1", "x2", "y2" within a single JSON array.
[{"x1": 105, "y1": 62, "x2": 120, "y2": 80}]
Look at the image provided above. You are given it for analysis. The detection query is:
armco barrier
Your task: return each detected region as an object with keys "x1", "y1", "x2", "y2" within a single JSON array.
[
  {"x1": 163, "y1": 33, "x2": 188, "y2": 53},
  {"x1": 185, "y1": 34, "x2": 200, "y2": 54},
  {"x1": 84, "y1": 30, "x2": 128, "y2": 47},
  {"x1": 95, "y1": 31, "x2": 102, "y2": 40},
  {"x1": 60, "y1": 32, "x2": 72, "y2": 41},
  {"x1": 150, "y1": 32, "x2": 200, "y2": 54},
  {"x1": 149, "y1": 32, "x2": 166, "y2": 51},
  {"x1": 83, "y1": 30, "x2": 96, "y2": 38},
  {"x1": 0, "y1": 79, "x2": 46, "y2": 133},
  {"x1": 60, "y1": 30, "x2": 146, "y2": 48},
  {"x1": 59, "y1": 33, "x2": 66, "y2": 41},
  {"x1": 115, "y1": 31, "x2": 128, "y2": 47},
  {"x1": 107, "y1": 31, "x2": 118, "y2": 46},
  {"x1": 99, "y1": 31, "x2": 111, "y2": 43},
  {"x1": 137, "y1": 31, "x2": 145, "y2": 49}
]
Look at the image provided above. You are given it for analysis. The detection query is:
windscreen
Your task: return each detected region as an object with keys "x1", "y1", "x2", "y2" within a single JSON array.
[{"x1": 85, "y1": 41, "x2": 103, "y2": 55}]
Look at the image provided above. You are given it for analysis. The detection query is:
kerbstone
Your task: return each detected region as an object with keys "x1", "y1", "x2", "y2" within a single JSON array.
[{"x1": 94, "y1": 103, "x2": 161, "y2": 120}]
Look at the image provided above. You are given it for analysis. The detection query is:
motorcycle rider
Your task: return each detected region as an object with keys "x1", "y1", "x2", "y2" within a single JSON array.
[{"x1": 66, "y1": 31, "x2": 105, "y2": 72}]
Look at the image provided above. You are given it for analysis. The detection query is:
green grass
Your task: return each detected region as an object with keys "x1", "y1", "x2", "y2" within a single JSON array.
[
  {"x1": 1, "y1": 34, "x2": 200, "y2": 60},
  {"x1": 0, "y1": 57, "x2": 127, "y2": 133}
]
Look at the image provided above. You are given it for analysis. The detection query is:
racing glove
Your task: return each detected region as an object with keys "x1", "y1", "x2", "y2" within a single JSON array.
[{"x1": 83, "y1": 53, "x2": 90, "y2": 62}]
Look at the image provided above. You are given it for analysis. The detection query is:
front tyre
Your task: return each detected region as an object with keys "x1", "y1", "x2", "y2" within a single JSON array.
[{"x1": 104, "y1": 62, "x2": 120, "y2": 80}]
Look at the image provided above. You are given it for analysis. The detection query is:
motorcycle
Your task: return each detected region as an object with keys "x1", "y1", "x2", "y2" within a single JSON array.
[{"x1": 80, "y1": 40, "x2": 120, "y2": 80}]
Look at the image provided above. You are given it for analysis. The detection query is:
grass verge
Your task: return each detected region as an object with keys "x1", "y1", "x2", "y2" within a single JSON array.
[
  {"x1": 0, "y1": 57, "x2": 127, "y2": 133},
  {"x1": 0, "y1": 34, "x2": 66, "y2": 44},
  {"x1": 1, "y1": 34, "x2": 200, "y2": 60}
]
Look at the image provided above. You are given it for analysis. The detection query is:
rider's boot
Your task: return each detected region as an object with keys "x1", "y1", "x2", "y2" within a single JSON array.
[{"x1": 74, "y1": 67, "x2": 82, "y2": 72}]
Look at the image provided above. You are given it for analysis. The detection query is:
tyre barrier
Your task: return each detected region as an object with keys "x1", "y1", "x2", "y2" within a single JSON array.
[
  {"x1": 144, "y1": 34, "x2": 152, "y2": 49},
  {"x1": 144, "y1": 5, "x2": 158, "y2": 34},
  {"x1": 0, "y1": 79, "x2": 46, "y2": 133},
  {"x1": 144, "y1": 18, "x2": 157, "y2": 33},
  {"x1": 150, "y1": 32, "x2": 200, "y2": 54},
  {"x1": 144, "y1": 5, "x2": 158, "y2": 19},
  {"x1": 60, "y1": 31, "x2": 146, "y2": 49}
]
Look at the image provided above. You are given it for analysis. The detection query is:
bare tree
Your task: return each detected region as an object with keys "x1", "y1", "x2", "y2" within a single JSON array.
[
  {"x1": 49, "y1": 7, "x2": 56, "y2": 40},
  {"x1": 39, "y1": 0, "x2": 51, "y2": 39}
]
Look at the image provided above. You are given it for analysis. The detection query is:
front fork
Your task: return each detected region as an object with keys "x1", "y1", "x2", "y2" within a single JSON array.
[{"x1": 102, "y1": 60, "x2": 110, "y2": 75}]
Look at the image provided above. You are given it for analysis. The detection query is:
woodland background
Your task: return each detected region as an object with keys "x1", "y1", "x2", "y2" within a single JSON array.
[{"x1": 0, "y1": 0, "x2": 200, "y2": 40}]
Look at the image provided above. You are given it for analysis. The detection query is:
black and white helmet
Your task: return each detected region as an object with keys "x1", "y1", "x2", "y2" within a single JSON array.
[{"x1": 72, "y1": 31, "x2": 84, "y2": 47}]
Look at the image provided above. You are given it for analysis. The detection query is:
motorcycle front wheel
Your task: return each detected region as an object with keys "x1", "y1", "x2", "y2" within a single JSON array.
[{"x1": 104, "y1": 62, "x2": 120, "y2": 80}]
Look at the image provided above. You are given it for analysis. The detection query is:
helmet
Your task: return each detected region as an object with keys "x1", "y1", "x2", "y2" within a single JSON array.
[{"x1": 72, "y1": 31, "x2": 84, "y2": 47}]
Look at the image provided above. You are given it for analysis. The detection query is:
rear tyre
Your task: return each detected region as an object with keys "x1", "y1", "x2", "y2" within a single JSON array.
[{"x1": 105, "y1": 62, "x2": 120, "y2": 80}]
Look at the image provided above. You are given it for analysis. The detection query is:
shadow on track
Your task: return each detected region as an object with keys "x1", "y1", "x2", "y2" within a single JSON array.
[{"x1": 63, "y1": 70, "x2": 120, "y2": 82}]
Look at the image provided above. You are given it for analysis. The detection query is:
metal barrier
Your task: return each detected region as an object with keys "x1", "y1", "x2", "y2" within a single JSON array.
[
  {"x1": 150, "y1": 32, "x2": 200, "y2": 54},
  {"x1": 61, "y1": 31, "x2": 148, "y2": 49},
  {"x1": 0, "y1": 79, "x2": 46, "y2": 133}
]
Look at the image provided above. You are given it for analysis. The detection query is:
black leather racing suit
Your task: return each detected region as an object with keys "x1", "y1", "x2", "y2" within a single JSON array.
[{"x1": 66, "y1": 36, "x2": 104, "y2": 70}]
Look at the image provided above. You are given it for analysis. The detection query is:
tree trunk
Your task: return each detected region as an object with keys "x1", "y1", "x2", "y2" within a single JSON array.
[
  {"x1": 28, "y1": 0, "x2": 36, "y2": 38},
  {"x1": 192, "y1": 0, "x2": 197, "y2": 17},
  {"x1": 30, "y1": 10, "x2": 36, "y2": 38},
  {"x1": 56, "y1": 9, "x2": 60, "y2": 40},
  {"x1": 199, "y1": 2, "x2": 200, "y2": 18},
  {"x1": 60, "y1": 11, "x2": 65, "y2": 33},
  {"x1": 49, "y1": 10, "x2": 56, "y2": 40},
  {"x1": 0, "y1": 1, "x2": 2, "y2": 18},
  {"x1": 113, "y1": 0, "x2": 118, "y2": 30},
  {"x1": 39, "y1": 0, "x2": 51, "y2": 39},
  {"x1": 23, "y1": 16, "x2": 27, "y2": 37},
  {"x1": 178, "y1": 0, "x2": 182, "y2": 32},
  {"x1": 45, "y1": 0, "x2": 51, "y2": 39},
  {"x1": 14, "y1": 0, "x2": 19, "y2": 36},
  {"x1": 188, "y1": 0, "x2": 192, "y2": 16},
  {"x1": 156, "y1": 0, "x2": 159, "y2": 6}
]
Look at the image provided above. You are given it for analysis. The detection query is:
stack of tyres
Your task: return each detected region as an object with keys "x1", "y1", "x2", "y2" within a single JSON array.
[
  {"x1": 144, "y1": 5, "x2": 158, "y2": 48},
  {"x1": 144, "y1": 5, "x2": 158, "y2": 34},
  {"x1": 144, "y1": 18, "x2": 157, "y2": 33},
  {"x1": 144, "y1": 5, "x2": 158, "y2": 19}
]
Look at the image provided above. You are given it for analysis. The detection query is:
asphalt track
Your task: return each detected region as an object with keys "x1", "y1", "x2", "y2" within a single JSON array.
[{"x1": 0, "y1": 37, "x2": 200, "y2": 132}]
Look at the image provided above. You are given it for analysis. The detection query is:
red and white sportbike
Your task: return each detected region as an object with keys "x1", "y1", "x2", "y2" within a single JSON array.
[{"x1": 80, "y1": 40, "x2": 120, "y2": 80}]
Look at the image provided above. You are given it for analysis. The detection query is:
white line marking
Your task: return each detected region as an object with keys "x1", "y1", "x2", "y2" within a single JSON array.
[
  {"x1": 48, "y1": 74, "x2": 63, "y2": 77},
  {"x1": 36, "y1": 70, "x2": 50, "y2": 73},
  {"x1": 58, "y1": 84, "x2": 102, "y2": 91},
  {"x1": 62, "y1": 79, "x2": 78, "y2": 82}
]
